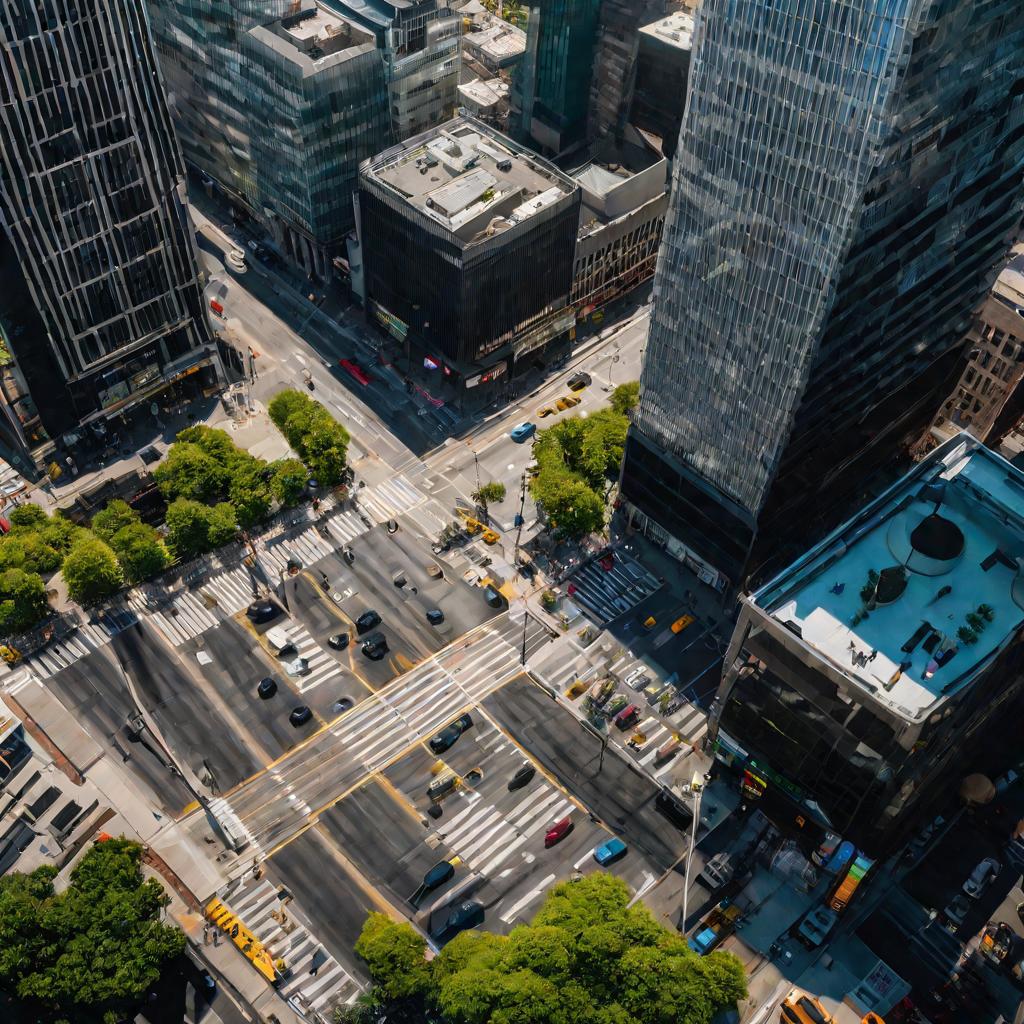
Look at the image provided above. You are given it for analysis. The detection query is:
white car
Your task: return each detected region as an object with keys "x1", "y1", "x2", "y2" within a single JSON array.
[
  {"x1": 284, "y1": 656, "x2": 310, "y2": 677},
  {"x1": 624, "y1": 667, "x2": 649, "y2": 690},
  {"x1": 226, "y1": 248, "x2": 247, "y2": 272},
  {"x1": 963, "y1": 857, "x2": 1000, "y2": 898}
]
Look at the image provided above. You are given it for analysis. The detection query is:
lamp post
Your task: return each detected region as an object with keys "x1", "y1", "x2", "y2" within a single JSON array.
[{"x1": 680, "y1": 771, "x2": 705, "y2": 932}]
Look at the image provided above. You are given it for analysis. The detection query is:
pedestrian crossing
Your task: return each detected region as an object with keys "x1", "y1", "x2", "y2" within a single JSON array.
[
  {"x1": 258, "y1": 510, "x2": 366, "y2": 578},
  {"x1": 23, "y1": 615, "x2": 133, "y2": 678},
  {"x1": 142, "y1": 590, "x2": 220, "y2": 647},
  {"x1": 626, "y1": 702, "x2": 708, "y2": 780},
  {"x1": 278, "y1": 622, "x2": 344, "y2": 694},
  {"x1": 566, "y1": 551, "x2": 662, "y2": 625},
  {"x1": 214, "y1": 876, "x2": 361, "y2": 1016},
  {"x1": 200, "y1": 567, "x2": 258, "y2": 616},
  {"x1": 355, "y1": 475, "x2": 426, "y2": 524},
  {"x1": 3, "y1": 666, "x2": 37, "y2": 696}
]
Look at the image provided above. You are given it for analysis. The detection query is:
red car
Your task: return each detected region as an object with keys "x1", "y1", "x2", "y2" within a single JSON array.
[
  {"x1": 339, "y1": 358, "x2": 372, "y2": 385},
  {"x1": 614, "y1": 704, "x2": 641, "y2": 730},
  {"x1": 544, "y1": 816, "x2": 573, "y2": 848}
]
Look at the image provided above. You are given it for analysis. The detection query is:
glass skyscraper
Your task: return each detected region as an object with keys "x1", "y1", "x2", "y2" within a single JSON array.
[
  {"x1": 0, "y1": 0, "x2": 216, "y2": 474},
  {"x1": 621, "y1": 0, "x2": 1024, "y2": 590}
]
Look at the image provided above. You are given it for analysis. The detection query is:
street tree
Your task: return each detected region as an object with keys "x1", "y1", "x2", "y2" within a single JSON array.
[
  {"x1": 109, "y1": 521, "x2": 170, "y2": 583},
  {"x1": 0, "y1": 567, "x2": 49, "y2": 633},
  {"x1": 268, "y1": 389, "x2": 350, "y2": 484},
  {"x1": 473, "y1": 481, "x2": 506, "y2": 521},
  {"x1": 354, "y1": 912, "x2": 431, "y2": 1004},
  {"x1": 61, "y1": 537, "x2": 123, "y2": 605},
  {"x1": 610, "y1": 381, "x2": 640, "y2": 415},
  {"x1": 153, "y1": 441, "x2": 227, "y2": 504},
  {"x1": 0, "y1": 838, "x2": 185, "y2": 1021},
  {"x1": 91, "y1": 500, "x2": 139, "y2": 544},
  {"x1": 0, "y1": 530, "x2": 63, "y2": 575},
  {"x1": 7, "y1": 503, "x2": 48, "y2": 529},
  {"x1": 271, "y1": 458, "x2": 309, "y2": 507},
  {"x1": 228, "y1": 462, "x2": 272, "y2": 529},
  {"x1": 206, "y1": 501, "x2": 239, "y2": 548}
]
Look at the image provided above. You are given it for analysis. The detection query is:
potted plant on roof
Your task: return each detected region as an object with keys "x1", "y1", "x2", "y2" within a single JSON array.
[{"x1": 875, "y1": 565, "x2": 908, "y2": 605}]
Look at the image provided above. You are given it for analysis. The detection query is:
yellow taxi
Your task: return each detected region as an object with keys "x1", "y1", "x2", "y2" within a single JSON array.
[
  {"x1": 671, "y1": 614, "x2": 695, "y2": 634},
  {"x1": 537, "y1": 405, "x2": 558, "y2": 418},
  {"x1": 555, "y1": 394, "x2": 581, "y2": 411}
]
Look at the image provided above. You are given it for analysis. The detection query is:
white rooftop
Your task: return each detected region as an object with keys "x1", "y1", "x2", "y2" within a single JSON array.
[
  {"x1": 639, "y1": 11, "x2": 694, "y2": 50},
  {"x1": 754, "y1": 435, "x2": 1024, "y2": 722}
]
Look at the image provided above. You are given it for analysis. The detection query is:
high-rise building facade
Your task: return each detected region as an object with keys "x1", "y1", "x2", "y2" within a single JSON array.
[
  {"x1": 513, "y1": 0, "x2": 600, "y2": 155},
  {"x1": 150, "y1": 1, "x2": 393, "y2": 276},
  {"x1": 621, "y1": 0, "x2": 1024, "y2": 591},
  {"x1": 0, "y1": 0, "x2": 218, "y2": 474}
]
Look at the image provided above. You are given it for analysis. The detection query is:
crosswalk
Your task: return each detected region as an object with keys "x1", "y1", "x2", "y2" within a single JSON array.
[
  {"x1": 623, "y1": 702, "x2": 708, "y2": 779},
  {"x1": 141, "y1": 590, "x2": 220, "y2": 647},
  {"x1": 21, "y1": 612, "x2": 136, "y2": 678},
  {"x1": 214, "y1": 876, "x2": 361, "y2": 1018},
  {"x1": 566, "y1": 551, "x2": 662, "y2": 624},
  {"x1": 258, "y1": 511, "x2": 367, "y2": 578},
  {"x1": 199, "y1": 567, "x2": 258, "y2": 617},
  {"x1": 3, "y1": 666, "x2": 37, "y2": 696},
  {"x1": 355, "y1": 475, "x2": 427, "y2": 524},
  {"x1": 277, "y1": 622, "x2": 344, "y2": 694}
]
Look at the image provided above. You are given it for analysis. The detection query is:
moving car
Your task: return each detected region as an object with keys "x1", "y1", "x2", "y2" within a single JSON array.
[
  {"x1": 671, "y1": 614, "x2": 695, "y2": 634},
  {"x1": 964, "y1": 857, "x2": 1000, "y2": 898},
  {"x1": 508, "y1": 762, "x2": 536, "y2": 790},
  {"x1": 328, "y1": 632, "x2": 350, "y2": 650},
  {"x1": 780, "y1": 990, "x2": 834, "y2": 1024},
  {"x1": 593, "y1": 837, "x2": 627, "y2": 866},
  {"x1": 537, "y1": 406, "x2": 557, "y2": 418},
  {"x1": 509, "y1": 422, "x2": 536, "y2": 443},
  {"x1": 257, "y1": 677, "x2": 277, "y2": 700},
  {"x1": 289, "y1": 706, "x2": 312, "y2": 727},
  {"x1": 555, "y1": 394, "x2": 581, "y2": 410},
  {"x1": 567, "y1": 371, "x2": 591, "y2": 391},
  {"x1": 544, "y1": 816, "x2": 573, "y2": 848},
  {"x1": 430, "y1": 899, "x2": 484, "y2": 940},
  {"x1": 360, "y1": 631, "x2": 388, "y2": 659},
  {"x1": 356, "y1": 609, "x2": 381, "y2": 634},
  {"x1": 426, "y1": 608, "x2": 445, "y2": 625},
  {"x1": 246, "y1": 601, "x2": 278, "y2": 624},
  {"x1": 429, "y1": 713, "x2": 473, "y2": 754}
]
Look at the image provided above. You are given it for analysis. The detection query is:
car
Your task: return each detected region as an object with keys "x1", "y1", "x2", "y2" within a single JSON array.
[
  {"x1": 257, "y1": 677, "x2": 277, "y2": 699},
  {"x1": 780, "y1": 990, "x2": 834, "y2": 1024},
  {"x1": 422, "y1": 860, "x2": 456, "y2": 892},
  {"x1": 331, "y1": 696, "x2": 354, "y2": 715},
  {"x1": 613, "y1": 703, "x2": 640, "y2": 730},
  {"x1": 392, "y1": 569, "x2": 407, "y2": 588},
  {"x1": 428, "y1": 774, "x2": 460, "y2": 800},
  {"x1": 360, "y1": 631, "x2": 388, "y2": 659},
  {"x1": 943, "y1": 892, "x2": 971, "y2": 930},
  {"x1": 426, "y1": 608, "x2": 445, "y2": 625},
  {"x1": 328, "y1": 632, "x2": 350, "y2": 650},
  {"x1": 289, "y1": 706, "x2": 312, "y2": 727},
  {"x1": 429, "y1": 713, "x2": 473, "y2": 754},
  {"x1": 797, "y1": 906, "x2": 837, "y2": 949},
  {"x1": 624, "y1": 667, "x2": 649, "y2": 690},
  {"x1": 356, "y1": 610, "x2": 381, "y2": 634},
  {"x1": 593, "y1": 837, "x2": 627, "y2": 866},
  {"x1": 567, "y1": 371, "x2": 591, "y2": 391},
  {"x1": 555, "y1": 395, "x2": 581, "y2": 410},
  {"x1": 342, "y1": 545, "x2": 355, "y2": 564},
  {"x1": 430, "y1": 899, "x2": 484, "y2": 939},
  {"x1": 285, "y1": 656, "x2": 310, "y2": 676},
  {"x1": 537, "y1": 406, "x2": 557, "y2": 418},
  {"x1": 509, "y1": 422, "x2": 536, "y2": 443},
  {"x1": 544, "y1": 817, "x2": 573, "y2": 848},
  {"x1": 671, "y1": 614, "x2": 696, "y2": 634},
  {"x1": 508, "y1": 762, "x2": 536, "y2": 790},
  {"x1": 246, "y1": 601, "x2": 278, "y2": 624},
  {"x1": 483, "y1": 586, "x2": 504, "y2": 608},
  {"x1": 964, "y1": 857, "x2": 1000, "y2": 898},
  {"x1": 426, "y1": 562, "x2": 443, "y2": 579}
]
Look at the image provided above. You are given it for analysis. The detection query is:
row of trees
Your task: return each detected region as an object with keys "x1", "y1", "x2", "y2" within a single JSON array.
[
  {"x1": 268, "y1": 389, "x2": 351, "y2": 487},
  {"x1": 529, "y1": 381, "x2": 639, "y2": 539},
  {"x1": 347, "y1": 873, "x2": 746, "y2": 1024},
  {"x1": 0, "y1": 838, "x2": 186, "y2": 1023}
]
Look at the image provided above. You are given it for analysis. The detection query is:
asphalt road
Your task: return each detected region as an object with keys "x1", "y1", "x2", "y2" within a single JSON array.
[
  {"x1": 111, "y1": 621, "x2": 263, "y2": 794},
  {"x1": 40, "y1": 646, "x2": 194, "y2": 815},
  {"x1": 485, "y1": 675, "x2": 688, "y2": 873}
]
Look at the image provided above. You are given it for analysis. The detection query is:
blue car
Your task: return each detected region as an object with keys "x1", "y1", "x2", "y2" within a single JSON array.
[
  {"x1": 509, "y1": 422, "x2": 536, "y2": 443},
  {"x1": 593, "y1": 837, "x2": 627, "y2": 866}
]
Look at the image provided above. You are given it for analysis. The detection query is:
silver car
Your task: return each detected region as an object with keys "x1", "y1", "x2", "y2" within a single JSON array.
[{"x1": 963, "y1": 857, "x2": 1000, "y2": 898}]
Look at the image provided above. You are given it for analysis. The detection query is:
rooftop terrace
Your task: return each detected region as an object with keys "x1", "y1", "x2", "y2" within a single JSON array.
[
  {"x1": 362, "y1": 116, "x2": 577, "y2": 244},
  {"x1": 639, "y1": 11, "x2": 694, "y2": 51},
  {"x1": 753, "y1": 435, "x2": 1024, "y2": 722}
]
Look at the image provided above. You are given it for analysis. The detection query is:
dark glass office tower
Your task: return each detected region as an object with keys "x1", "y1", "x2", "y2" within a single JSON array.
[
  {"x1": 0, "y1": 0, "x2": 215, "y2": 474},
  {"x1": 621, "y1": 0, "x2": 1024, "y2": 591}
]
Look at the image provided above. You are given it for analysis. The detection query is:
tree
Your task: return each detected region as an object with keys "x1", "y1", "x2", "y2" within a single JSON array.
[
  {"x1": 271, "y1": 458, "x2": 309, "y2": 507},
  {"x1": 0, "y1": 531, "x2": 63, "y2": 575},
  {"x1": 153, "y1": 442, "x2": 227, "y2": 504},
  {"x1": 91, "y1": 500, "x2": 139, "y2": 545},
  {"x1": 473, "y1": 481, "x2": 506, "y2": 521},
  {"x1": 0, "y1": 838, "x2": 185, "y2": 1020},
  {"x1": 610, "y1": 381, "x2": 640, "y2": 415},
  {"x1": 0, "y1": 568, "x2": 49, "y2": 633},
  {"x1": 354, "y1": 913, "x2": 431, "y2": 1003},
  {"x1": 532, "y1": 470, "x2": 604, "y2": 539},
  {"x1": 354, "y1": 874, "x2": 746, "y2": 1024},
  {"x1": 228, "y1": 463, "x2": 272, "y2": 529},
  {"x1": 109, "y1": 521, "x2": 170, "y2": 583},
  {"x1": 267, "y1": 389, "x2": 350, "y2": 484},
  {"x1": 7, "y1": 503, "x2": 48, "y2": 529},
  {"x1": 206, "y1": 502, "x2": 238, "y2": 548},
  {"x1": 164, "y1": 498, "x2": 236, "y2": 558},
  {"x1": 62, "y1": 537, "x2": 123, "y2": 605},
  {"x1": 303, "y1": 422, "x2": 349, "y2": 486}
]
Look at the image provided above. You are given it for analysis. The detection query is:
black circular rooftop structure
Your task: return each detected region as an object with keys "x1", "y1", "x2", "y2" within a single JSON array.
[{"x1": 910, "y1": 513, "x2": 964, "y2": 562}]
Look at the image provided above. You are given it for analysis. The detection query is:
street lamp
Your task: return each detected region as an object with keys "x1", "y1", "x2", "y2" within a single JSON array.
[{"x1": 680, "y1": 771, "x2": 705, "y2": 932}]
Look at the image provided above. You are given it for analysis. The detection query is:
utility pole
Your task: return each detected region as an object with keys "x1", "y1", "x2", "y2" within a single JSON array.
[
  {"x1": 680, "y1": 772, "x2": 705, "y2": 932},
  {"x1": 514, "y1": 470, "x2": 528, "y2": 562}
]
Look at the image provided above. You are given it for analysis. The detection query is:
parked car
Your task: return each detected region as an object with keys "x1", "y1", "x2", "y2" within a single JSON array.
[
  {"x1": 593, "y1": 837, "x2": 627, "y2": 866},
  {"x1": 257, "y1": 677, "x2": 277, "y2": 699},
  {"x1": 567, "y1": 371, "x2": 591, "y2": 391},
  {"x1": 289, "y1": 706, "x2": 312, "y2": 727},
  {"x1": 555, "y1": 395, "x2": 581, "y2": 410},
  {"x1": 624, "y1": 667, "x2": 649, "y2": 690},
  {"x1": 544, "y1": 816, "x2": 573, "y2": 848},
  {"x1": 943, "y1": 892, "x2": 971, "y2": 930},
  {"x1": 429, "y1": 713, "x2": 473, "y2": 754},
  {"x1": 509, "y1": 422, "x2": 536, "y2": 443},
  {"x1": 655, "y1": 789, "x2": 693, "y2": 831},
  {"x1": 671, "y1": 615, "x2": 695, "y2": 634},
  {"x1": 328, "y1": 632, "x2": 350, "y2": 650},
  {"x1": 508, "y1": 762, "x2": 536, "y2": 790},
  {"x1": 613, "y1": 704, "x2": 640, "y2": 730},
  {"x1": 780, "y1": 989, "x2": 834, "y2": 1024},
  {"x1": 426, "y1": 609, "x2": 445, "y2": 625},
  {"x1": 964, "y1": 857, "x2": 1000, "y2": 898},
  {"x1": 356, "y1": 609, "x2": 381, "y2": 634},
  {"x1": 537, "y1": 406, "x2": 557, "y2": 418},
  {"x1": 797, "y1": 906, "x2": 837, "y2": 949},
  {"x1": 483, "y1": 586, "x2": 504, "y2": 608},
  {"x1": 360, "y1": 631, "x2": 388, "y2": 659},
  {"x1": 246, "y1": 601, "x2": 278, "y2": 624}
]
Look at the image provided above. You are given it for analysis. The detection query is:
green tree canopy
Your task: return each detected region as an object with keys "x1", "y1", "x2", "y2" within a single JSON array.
[
  {"x1": 228, "y1": 462, "x2": 272, "y2": 529},
  {"x1": 153, "y1": 442, "x2": 228, "y2": 504},
  {"x1": 354, "y1": 874, "x2": 746, "y2": 1024},
  {"x1": 268, "y1": 389, "x2": 350, "y2": 485},
  {"x1": 164, "y1": 498, "x2": 236, "y2": 559},
  {"x1": 0, "y1": 567, "x2": 49, "y2": 633},
  {"x1": 474, "y1": 481, "x2": 507, "y2": 506},
  {"x1": 610, "y1": 381, "x2": 640, "y2": 415},
  {"x1": 0, "y1": 838, "x2": 185, "y2": 1019},
  {"x1": 91, "y1": 500, "x2": 139, "y2": 545},
  {"x1": 271, "y1": 458, "x2": 309, "y2": 507},
  {"x1": 7, "y1": 503, "x2": 48, "y2": 529},
  {"x1": 109, "y1": 521, "x2": 170, "y2": 583},
  {"x1": 0, "y1": 531, "x2": 63, "y2": 576},
  {"x1": 61, "y1": 537, "x2": 123, "y2": 605}
]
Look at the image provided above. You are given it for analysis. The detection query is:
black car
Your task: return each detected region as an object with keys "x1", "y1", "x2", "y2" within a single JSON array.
[
  {"x1": 257, "y1": 677, "x2": 277, "y2": 700},
  {"x1": 429, "y1": 899, "x2": 484, "y2": 940},
  {"x1": 426, "y1": 608, "x2": 445, "y2": 625},
  {"x1": 508, "y1": 762, "x2": 536, "y2": 791},
  {"x1": 356, "y1": 609, "x2": 381, "y2": 634},
  {"x1": 567, "y1": 371, "x2": 592, "y2": 391},
  {"x1": 386, "y1": 519, "x2": 399, "y2": 534},
  {"x1": 428, "y1": 713, "x2": 473, "y2": 754},
  {"x1": 328, "y1": 632, "x2": 350, "y2": 650},
  {"x1": 360, "y1": 631, "x2": 388, "y2": 659},
  {"x1": 246, "y1": 601, "x2": 278, "y2": 623},
  {"x1": 289, "y1": 706, "x2": 312, "y2": 727},
  {"x1": 483, "y1": 586, "x2": 503, "y2": 609}
]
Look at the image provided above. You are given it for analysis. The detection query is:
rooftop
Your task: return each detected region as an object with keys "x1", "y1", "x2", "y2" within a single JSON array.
[
  {"x1": 463, "y1": 18, "x2": 526, "y2": 62},
  {"x1": 361, "y1": 116, "x2": 577, "y2": 245},
  {"x1": 753, "y1": 435, "x2": 1024, "y2": 722},
  {"x1": 458, "y1": 77, "x2": 508, "y2": 109},
  {"x1": 639, "y1": 10, "x2": 694, "y2": 51},
  {"x1": 252, "y1": 3, "x2": 376, "y2": 72}
]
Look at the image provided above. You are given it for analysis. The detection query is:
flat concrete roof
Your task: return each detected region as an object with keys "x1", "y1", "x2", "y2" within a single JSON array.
[
  {"x1": 463, "y1": 19, "x2": 526, "y2": 60},
  {"x1": 639, "y1": 10, "x2": 694, "y2": 50},
  {"x1": 250, "y1": 3, "x2": 377, "y2": 74},
  {"x1": 362, "y1": 116, "x2": 577, "y2": 245},
  {"x1": 753, "y1": 435, "x2": 1024, "y2": 721}
]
